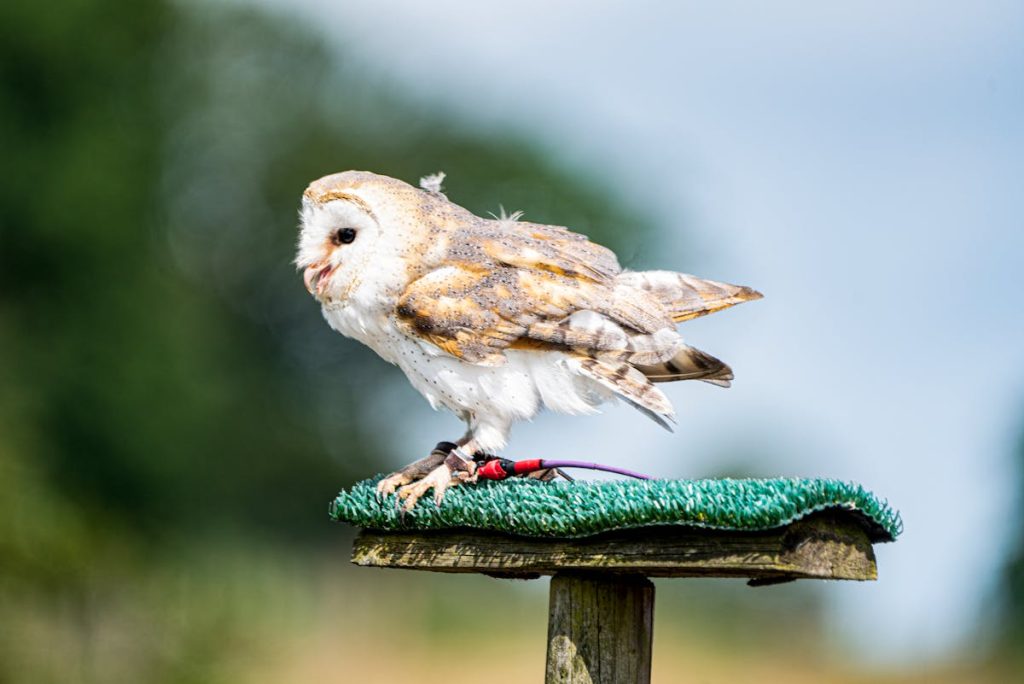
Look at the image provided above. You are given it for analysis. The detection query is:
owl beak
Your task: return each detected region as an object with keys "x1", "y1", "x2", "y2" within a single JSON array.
[
  {"x1": 303, "y1": 265, "x2": 318, "y2": 294},
  {"x1": 303, "y1": 264, "x2": 334, "y2": 297}
]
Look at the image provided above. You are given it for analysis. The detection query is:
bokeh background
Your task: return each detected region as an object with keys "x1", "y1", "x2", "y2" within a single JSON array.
[{"x1": 2, "y1": 0, "x2": 1022, "y2": 681}]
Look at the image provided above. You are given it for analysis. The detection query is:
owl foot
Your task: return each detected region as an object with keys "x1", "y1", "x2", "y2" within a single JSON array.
[
  {"x1": 526, "y1": 467, "x2": 563, "y2": 482},
  {"x1": 395, "y1": 450, "x2": 477, "y2": 512},
  {"x1": 376, "y1": 442, "x2": 457, "y2": 500}
]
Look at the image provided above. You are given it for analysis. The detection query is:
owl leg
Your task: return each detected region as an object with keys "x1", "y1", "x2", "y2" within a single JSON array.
[
  {"x1": 395, "y1": 447, "x2": 477, "y2": 512},
  {"x1": 391, "y1": 419, "x2": 511, "y2": 510},
  {"x1": 375, "y1": 441, "x2": 460, "y2": 499}
]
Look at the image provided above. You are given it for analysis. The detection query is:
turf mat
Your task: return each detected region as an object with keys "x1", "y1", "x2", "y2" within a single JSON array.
[{"x1": 332, "y1": 476, "x2": 901, "y2": 542}]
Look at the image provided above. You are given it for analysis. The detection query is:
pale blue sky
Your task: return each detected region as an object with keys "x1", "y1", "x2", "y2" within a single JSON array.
[{"x1": 256, "y1": 0, "x2": 1024, "y2": 663}]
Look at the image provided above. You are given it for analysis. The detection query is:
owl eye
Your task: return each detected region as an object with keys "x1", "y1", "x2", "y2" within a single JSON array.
[{"x1": 331, "y1": 227, "x2": 357, "y2": 245}]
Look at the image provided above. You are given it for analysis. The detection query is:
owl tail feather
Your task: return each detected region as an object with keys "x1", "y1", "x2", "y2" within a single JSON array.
[
  {"x1": 636, "y1": 344, "x2": 734, "y2": 387},
  {"x1": 617, "y1": 270, "x2": 763, "y2": 323},
  {"x1": 572, "y1": 356, "x2": 676, "y2": 431}
]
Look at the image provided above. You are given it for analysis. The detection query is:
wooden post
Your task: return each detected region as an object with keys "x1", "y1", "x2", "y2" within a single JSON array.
[
  {"x1": 350, "y1": 510, "x2": 880, "y2": 678},
  {"x1": 546, "y1": 573, "x2": 654, "y2": 684}
]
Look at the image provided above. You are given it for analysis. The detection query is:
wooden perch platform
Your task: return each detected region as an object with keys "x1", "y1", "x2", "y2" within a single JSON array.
[
  {"x1": 350, "y1": 509, "x2": 882, "y2": 683},
  {"x1": 353, "y1": 509, "x2": 877, "y2": 583}
]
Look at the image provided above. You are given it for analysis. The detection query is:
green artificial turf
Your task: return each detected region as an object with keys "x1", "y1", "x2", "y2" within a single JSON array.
[{"x1": 331, "y1": 476, "x2": 902, "y2": 542}]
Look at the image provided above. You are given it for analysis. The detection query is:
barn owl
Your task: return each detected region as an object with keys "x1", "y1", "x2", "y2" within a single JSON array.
[{"x1": 296, "y1": 171, "x2": 761, "y2": 510}]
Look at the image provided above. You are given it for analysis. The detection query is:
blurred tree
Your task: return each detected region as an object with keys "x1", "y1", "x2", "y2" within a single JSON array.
[
  {"x1": 996, "y1": 421, "x2": 1024, "y2": 657},
  {"x1": 0, "y1": 0, "x2": 349, "y2": 548}
]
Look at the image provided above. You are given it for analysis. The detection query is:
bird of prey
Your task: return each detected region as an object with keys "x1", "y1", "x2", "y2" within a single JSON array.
[{"x1": 296, "y1": 171, "x2": 761, "y2": 510}]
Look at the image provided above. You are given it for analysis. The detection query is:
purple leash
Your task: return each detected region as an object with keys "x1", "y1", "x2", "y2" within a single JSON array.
[{"x1": 475, "y1": 457, "x2": 652, "y2": 481}]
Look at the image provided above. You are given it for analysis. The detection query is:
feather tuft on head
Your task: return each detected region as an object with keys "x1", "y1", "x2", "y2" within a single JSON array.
[
  {"x1": 489, "y1": 206, "x2": 524, "y2": 224},
  {"x1": 419, "y1": 171, "x2": 446, "y2": 195}
]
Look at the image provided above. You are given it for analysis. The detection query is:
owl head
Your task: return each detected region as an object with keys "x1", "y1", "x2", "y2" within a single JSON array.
[
  {"x1": 296, "y1": 171, "x2": 466, "y2": 305},
  {"x1": 296, "y1": 177, "x2": 383, "y2": 302}
]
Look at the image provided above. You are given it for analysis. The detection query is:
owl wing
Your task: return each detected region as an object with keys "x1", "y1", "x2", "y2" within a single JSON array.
[
  {"x1": 473, "y1": 220, "x2": 677, "y2": 335},
  {"x1": 394, "y1": 260, "x2": 680, "y2": 425},
  {"x1": 475, "y1": 219, "x2": 622, "y2": 283},
  {"x1": 394, "y1": 225, "x2": 678, "y2": 368},
  {"x1": 393, "y1": 263, "x2": 599, "y2": 366},
  {"x1": 393, "y1": 219, "x2": 760, "y2": 427}
]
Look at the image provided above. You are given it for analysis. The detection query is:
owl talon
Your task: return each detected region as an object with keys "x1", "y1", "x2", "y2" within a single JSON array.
[
  {"x1": 396, "y1": 464, "x2": 453, "y2": 512},
  {"x1": 376, "y1": 472, "x2": 411, "y2": 500},
  {"x1": 375, "y1": 442, "x2": 458, "y2": 501},
  {"x1": 395, "y1": 454, "x2": 477, "y2": 511}
]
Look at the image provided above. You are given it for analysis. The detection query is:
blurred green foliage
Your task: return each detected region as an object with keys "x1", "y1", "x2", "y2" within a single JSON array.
[
  {"x1": 0, "y1": 0, "x2": 654, "y2": 679},
  {"x1": 997, "y1": 422, "x2": 1024, "y2": 658}
]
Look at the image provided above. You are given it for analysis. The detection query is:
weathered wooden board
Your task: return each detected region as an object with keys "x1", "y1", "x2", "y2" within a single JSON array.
[
  {"x1": 351, "y1": 510, "x2": 877, "y2": 582},
  {"x1": 546, "y1": 573, "x2": 654, "y2": 684}
]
